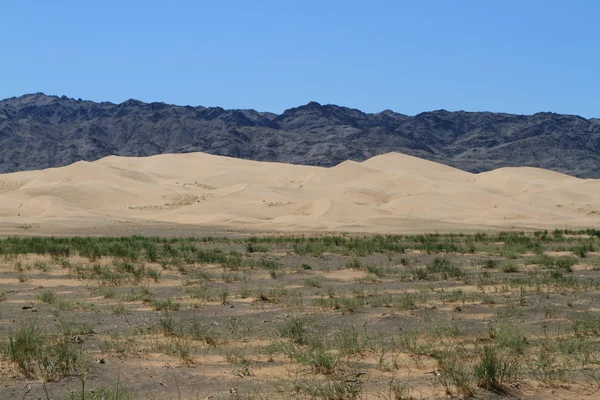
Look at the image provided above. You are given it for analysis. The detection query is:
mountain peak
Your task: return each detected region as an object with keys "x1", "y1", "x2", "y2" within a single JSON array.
[
  {"x1": 121, "y1": 99, "x2": 144, "y2": 106},
  {"x1": 3, "y1": 93, "x2": 59, "y2": 107},
  {"x1": 305, "y1": 101, "x2": 323, "y2": 108}
]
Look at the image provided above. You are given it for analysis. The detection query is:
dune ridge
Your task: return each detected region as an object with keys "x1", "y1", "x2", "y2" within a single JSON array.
[{"x1": 0, "y1": 151, "x2": 598, "y2": 234}]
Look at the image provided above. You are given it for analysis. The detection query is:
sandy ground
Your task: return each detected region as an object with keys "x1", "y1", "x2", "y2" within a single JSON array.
[
  {"x1": 1, "y1": 235, "x2": 600, "y2": 399},
  {"x1": 0, "y1": 152, "x2": 598, "y2": 235}
]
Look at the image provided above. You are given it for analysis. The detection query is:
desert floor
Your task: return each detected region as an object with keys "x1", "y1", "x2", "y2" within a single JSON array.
[{"x1": 1, "y1": 232, "x2": 600, "y2": 399}]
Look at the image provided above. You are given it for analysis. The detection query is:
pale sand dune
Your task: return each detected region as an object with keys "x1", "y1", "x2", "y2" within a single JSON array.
[{"x1": 0, "y1": 151, "x2": 599, "y2": 234}]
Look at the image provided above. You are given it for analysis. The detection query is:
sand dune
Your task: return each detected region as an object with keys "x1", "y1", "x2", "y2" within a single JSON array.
[{"x1": 0, "y1": 152, "x2": 598, "y2": 234}]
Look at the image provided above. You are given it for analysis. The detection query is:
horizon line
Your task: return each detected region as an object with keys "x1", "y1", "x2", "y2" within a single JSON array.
[{"x1": 1, "y1": 92, "x2": 597, "y2": 120}]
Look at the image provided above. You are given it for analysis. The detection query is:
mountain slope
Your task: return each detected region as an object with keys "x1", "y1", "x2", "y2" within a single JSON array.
[{"x1": 1, "y1": 93, "x2": 600, "y2": 177}]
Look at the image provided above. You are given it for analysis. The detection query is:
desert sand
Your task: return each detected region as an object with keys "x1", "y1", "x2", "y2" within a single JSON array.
[{"x1": 0, "y1": 151, "x2": 598, "y2": 234}]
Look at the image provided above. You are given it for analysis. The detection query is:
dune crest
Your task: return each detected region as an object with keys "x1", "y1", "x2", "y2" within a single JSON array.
[{"x1": 0, "y1": 152, "x2": 598, "y2": 233}]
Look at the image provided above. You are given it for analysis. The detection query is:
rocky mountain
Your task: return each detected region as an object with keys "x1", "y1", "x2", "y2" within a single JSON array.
[{"x1": 1, "y1": 93, "x2": 600, "y2": 177}]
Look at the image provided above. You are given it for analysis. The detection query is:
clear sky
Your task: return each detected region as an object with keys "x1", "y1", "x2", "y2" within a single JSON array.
[{"x1": 2, "y1": 1, "x2": 599, "y2": 117}]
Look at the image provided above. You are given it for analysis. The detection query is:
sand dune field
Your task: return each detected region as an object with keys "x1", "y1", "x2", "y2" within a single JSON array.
[{"x1": 0, "y1": 152, "x2": 598, "y2": 234}]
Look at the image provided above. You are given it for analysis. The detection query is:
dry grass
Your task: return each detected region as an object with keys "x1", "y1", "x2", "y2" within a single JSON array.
[{"x1": 0, "y1": 231, "x2": 599, "y2": 398}]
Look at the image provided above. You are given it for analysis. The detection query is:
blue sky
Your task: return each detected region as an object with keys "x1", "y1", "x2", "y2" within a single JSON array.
[{"x1": 2, "y1": 1, "x2": 599, "y2": 117}]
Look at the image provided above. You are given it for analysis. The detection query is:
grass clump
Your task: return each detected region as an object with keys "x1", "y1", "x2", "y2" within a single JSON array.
[
  {"x1": 294, "y1": 242, "x2": 326, "y2": 257},
  {"x1": 393, "y1": 292, "x2": 428, "y2": 310},
  {"x1": 554, "y1": 256, "x2": 577, "y2": 272},
  {"x1": 288, "y1": 343, "x2": 340, "y2": 375},
  {"x1": 438, "y1": 351, "x2": 474, "y2": 397},
  {"x1": 303, "y1": 277, "x2": 322, "y2": 288},
  {"x1": 570, "y1": 313, "x2": 600, "y2": 336},
  {"x1": 151, "y1": 298, "x2": 181, "y2": 311},
  {"x1": 91, "y1": 286, "x2": 117, "y2": 299},
  {"x1": 313, "y1": 296, "x2": 364, "y2": 314},
  {"x1": 246, "y1": 243, "x2": 269, "y2": 253},
  {"x1": 425, "y1": 257, "x2": 464, "y2": 280},
  {"x1": 69, "y1": 384, "x2": 134, "y2": 400},
  {"x1": 488, "y1": 325, "x2": 528, "y2": 355},
  {"x1": 482, "y1": 259, "x2": 500, "y2": 269},
  {"x1": 111, "y1": 304, "x2": 127, "y2": 315},
  {"x1": 277, "y1": 316, "x2": 311, "y2": 345},
  {"x1": 122, "y1": 287, "x2": 153, "y2": 303},
  {"x1": 502, "y1": 262, "x2": 520, "y2": 273},
  {"x1": 36, "y1": 290, "x2": 57, "y2": 304},
  {"x1": 0, "y1": 323, "x2": 82, "y2": 381},
  {"x1": 474, "y1": 345, "x2": 520, "y2": 390},
  {"x1": 287, "y1": 377, "x2": 362, "y2": 400},
  {"x1": 186, "y1": 286, "x2": 209, "y2": 300},
  {"x1": 571, "y1": 242, "x2": 595, "y2": 258},
  {"x1": 188, "y1": 319, "x2": 218, "y2": 347},
  {"x1": 333, "y1": 326, "x2": 366, "y2": 357}
]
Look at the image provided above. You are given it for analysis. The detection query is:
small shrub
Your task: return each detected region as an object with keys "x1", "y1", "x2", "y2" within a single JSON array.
[
  {"x1": 219, "y1": 288, "x2": 229, "y2": 304},
  {"x1": 294, "y1": 242, "x2": 326, "y2": 257},
  {"x1": 1, "y1": 323, "x2": 82, "y2": 380},
  {"x1": 425, "y1": 257, "x2": 464, "y2": 280},
  {"x1": 188, "y1": 319, "x2": 218, "y2": 347},
  {"x1": 334, "y1": 326, "x2": 366, "y2": 357},
  {"x1": 366, "y1": 265, "x2": 386, "y2": 277},
  {"x1": 482, "y1": 259, "x2": 500, "y2": 269},
  {"x1": 303, "y1": 278, "x2": 322, "y2": 288},
  {"x1": 438, "y1": 352, "x2": 474, "y2": 397},
  {"x1": 393, "y1": 292, "x2": 427, "y2": 310},
  {"x1": 91, "y1": 287, "x2": 116, "y2": 299},
  {"x1": 69, "y1": 384, "x2": 134, "y2": 400},
  {"x1": 474, "y1": 346, "x2": 519, "y2": 390},
  {"x1": 0, "y1": 324, "x2": 45, "y2": 377},
  {"x1": 246, "y1": 243, "x2": 269, "y2": 253},
  {"x1": 502, "y1": 262, "x2": 520, "y2": 273},
  {"x1": 36, "y1": 290, "x2": 57, "y2": 304},
  {"x1": 186, "y1": 286, "x2": 209, "y2": 300},
  {"x1": 151, "y1": 298, "x2": 181, "y2": 311},
  {"x1": 489, "y1": 325, "x2": 528, "y2": 355},
  {"x1": 554, "y1": 256, "x2": 576, "y2": 272},
  {"x1": 111, "y1": 304, "x2": 126, "y2": 315},
  {"x1": 160, "y1": 337, "x2": 191, "y2": 362},
  {"x1": 289, "y1": 377, "x2": 362, "y2": 399},
  {"x1": 277, "y1": 316, "x2": 311, "y2": 345},
  {"x1": 571, "y1": 313, "x2": 600, "y2": 336},
  {"x1": 223, "y1": 348, "x2": 251, "y2": 366},
  {"x1": 122, "y1": 287, "x2": 152, "y2": 303},
  {"x1": 290, "y1": 345, "x2": 339, "y2": 375},
  {"x1": 571, "y1": 243, "x2": 594, "y2": 258},
  {"x1": 156, "y1": 315, "x2": 180, "y2": 336}
]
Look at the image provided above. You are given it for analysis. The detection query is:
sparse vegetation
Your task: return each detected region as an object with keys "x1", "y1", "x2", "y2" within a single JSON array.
[{"x1": 0, "y1": 232, "x2": 599, "y2": 398}]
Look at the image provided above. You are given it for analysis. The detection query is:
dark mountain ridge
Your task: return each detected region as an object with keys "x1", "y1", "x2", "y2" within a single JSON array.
[{"x1": 1, "y1": 93, "x2": 599, "y2": 177}]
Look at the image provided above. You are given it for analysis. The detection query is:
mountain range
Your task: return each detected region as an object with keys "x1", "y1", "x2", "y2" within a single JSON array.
[{"x1": 1, "y1": 93, "x2": 599, "y2": 178}]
